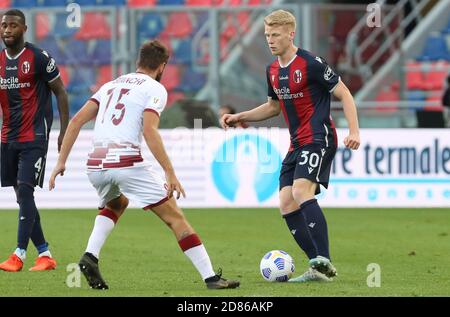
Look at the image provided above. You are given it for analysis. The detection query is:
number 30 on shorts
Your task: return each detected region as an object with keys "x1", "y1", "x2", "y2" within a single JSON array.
[{"x1": 298, "y1": 151, "x2": 320, "y2": 168}]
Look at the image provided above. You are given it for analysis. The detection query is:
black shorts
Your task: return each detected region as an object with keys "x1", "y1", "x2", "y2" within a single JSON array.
[
  {"x1": 279, "y1": 144, "x2": 336, "y2": 194},
  {"x1": 1, "y1": 141, "x2": 48, "y2": 188}
]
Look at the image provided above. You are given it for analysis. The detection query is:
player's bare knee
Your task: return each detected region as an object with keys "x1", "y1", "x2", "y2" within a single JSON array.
[
  {"x1": 279, "y1": 197, "x2": 297, "y2": 213},
  {"x1": 292, "y1": 180, "x2": 316, "y2": 204},
  {"x1": 106, "y1": 196, "x2": 128, "y2": 217}
]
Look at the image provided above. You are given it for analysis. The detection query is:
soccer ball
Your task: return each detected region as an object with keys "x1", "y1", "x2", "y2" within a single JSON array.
[{"x1": 260, "y1": 250, "x2": 295, "y2": 282}]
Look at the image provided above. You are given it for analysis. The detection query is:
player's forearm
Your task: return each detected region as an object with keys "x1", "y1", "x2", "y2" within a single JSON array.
[
  {"x1": 56, "y1": 91, "x2": 69, "y2": 135},
  {"x1": 341, "y1": 94, "x2": 360, "y2": 134},
  {"x1": 239, "y1": 102, "x2": 278, "y2": 122},
  {"x1": 143, "y1": 128, "x2": 175, "y2": 174},
  {"x1": 56, "y1": 120, "x2": 81, "y2": 164}
]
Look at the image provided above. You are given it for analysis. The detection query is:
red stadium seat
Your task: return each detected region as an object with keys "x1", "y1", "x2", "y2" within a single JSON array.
[
  {"x1": 127, "y1": 0, "x2": 157, "y2": 6},
  {"x1": 58, "y1": 66, "x2": 70, "y2": 86},
  {"x1": 406, "y1": 71, "x2": 427, "y2": 90},
  {"x1": 75, "y1": 13, "x2": 112, "y2": 40},
  {"x1": 156, "y1": 35, "x2": 173, "y2": 55},
  {"x1": 35, "y1": 13, "x2": 50, "y2": 40},
  {"x1": 333, "y1": 11, "x2": 358, "y2": 41},
  {"x1": 375, "y1": 87, "x2": 399, "y2": 113},
  {"x1": 426, "y1": 71, "x2": 447, "y2": 90},
  {"x1": 237, "y1": 11, "x2": 250, "y2": 33},
  {"x1": 424, "y1": 94, "x2": 444, "y2": 111},
  {"x1": 160, "y1": 12, "x2": 193, "y2": 39},
  {"x1": 405, "y1": 62, "x2": 427, "y2": 90},
  {"x1": 186, "y1": 0, "x2": 213, "y2": 5},
  {"x1": 390, "y1": 80, "x2": 400, "y2": 91},
  {"x1": 248, "y1": 0, "x2": 272, "y2": 4},
  {"x1": 160, "y1": 64, "x2": 180, "y2": 91},
  {"x1": 375, "y1": 88, "x2": 399, "y2": 101},
  {"x1": 0, "y1": 0, "x2": 10, "y2": 8},
  {"x1": 425, "y1": 62, "x2": 448, "y2": 90},
  {"x1": 211, "y1": 0, "x2": 271, "y2": 6},
  {"x1": 91, "y1": 65, "x2": 112, "y2": 92},
  {"x1": 166, "y1": 91, "x2": 185, "y2": 108}
]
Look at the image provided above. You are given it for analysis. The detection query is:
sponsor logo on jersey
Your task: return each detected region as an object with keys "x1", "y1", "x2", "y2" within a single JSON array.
[
  {"x1": 0, "y1": 76, "x2": 31, "y2": 89},
  {"x1": 273, "y1": 86, "x2": 304, "y2": 100}
]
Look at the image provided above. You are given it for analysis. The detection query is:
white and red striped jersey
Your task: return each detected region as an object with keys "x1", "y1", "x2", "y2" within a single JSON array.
[{"x1": 87, "y1": 72, "x2": 167, "y2": 171}]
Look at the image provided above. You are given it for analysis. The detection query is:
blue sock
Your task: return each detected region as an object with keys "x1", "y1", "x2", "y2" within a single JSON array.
[
  {"x1": 16, "y1": 183, "x2": 38, "y2": 250},
  {"x1": 300, "y1": 199, "x2": 331, "y2": 260},
  {"x1": 31, "y1": 212, "x2": 48, "y2": 252},
  {"x1": 283, "y1": 208, "x2": 318, "y2": 260},
  {"x1": 36, "y1": 243, "x2": 49, "y2": 254}
]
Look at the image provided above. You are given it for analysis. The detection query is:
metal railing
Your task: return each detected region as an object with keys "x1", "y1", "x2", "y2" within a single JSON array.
[{"x1": 342, "y1": 0, "x2": 433, "y2": 81}]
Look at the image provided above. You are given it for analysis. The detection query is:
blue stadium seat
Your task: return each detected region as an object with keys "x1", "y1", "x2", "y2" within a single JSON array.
[
  {"x1": 12, "y1": 0, "x2": 38, "y2": 7},
  {"x1": 91, "y1": 40, "x2": 111, "y2": 65},
  {"x1": 53, "y1": 13, "x2": 78, "y2": 38},
  {"x1": 67, "y1": 67, "x2": 96, "y2": 93},
  {"x1": 42, "y1": 0, "x2": 66, "y2": 6},
  {"x1": 177, "y1": 68, "x2": 206, "y2": 92},
  {"x1": 66, "y1": 0, "x2": 99, "y2": 5},
  {"x1": 172, "y1": 39, "x2": 192, "y2": 64},
  {"x1": 63, "y1": 39, "x2": 91, "y2": 65},
  {"x1": 406, "y1": 90, "x2": 426, "y2": 101},
  {"x1": 417, "y1": 35, "x2": 450, "y2": 61},
  {"x1": 443, "y1": 19, "x2": 450, "y2": 34},
  {"x1": 101, "y1": 0, "x2": 126, "y2": 4},
  {"x1": 158, "y1": 0, "x2": 185, "y2": 5},
  {"x1": 137, "y1": 13, "x2": 165, "y2": 39},
  {"x1": 36, "y1": 37, "x2": 65, "y2": 64},
  {"x1": 68, "y1": 91, "x2": 92, "y2": 116}
]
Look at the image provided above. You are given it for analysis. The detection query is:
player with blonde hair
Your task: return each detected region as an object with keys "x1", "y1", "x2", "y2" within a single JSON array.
[{"x1": 221, "y1": 10, "x2": 360, "y2": 282}]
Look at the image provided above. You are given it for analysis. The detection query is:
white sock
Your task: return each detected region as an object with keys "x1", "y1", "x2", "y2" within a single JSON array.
[
  {"x1": 14, "y1": 248, "x2": 26, "y2": 261},
  {"x1": 39, "y1": 250, "x2": 52, "y2": 258},
  {"x1": 85, "y1": 215, "x2": 115, "y2": 259},
  {"x1": 184, "y1": 244, "x2": 215, "y2": 280}
]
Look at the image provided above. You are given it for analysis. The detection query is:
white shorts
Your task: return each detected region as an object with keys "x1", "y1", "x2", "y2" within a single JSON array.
[{"x1": 87, "y1": 166, "x2": 168, "y2": 210}]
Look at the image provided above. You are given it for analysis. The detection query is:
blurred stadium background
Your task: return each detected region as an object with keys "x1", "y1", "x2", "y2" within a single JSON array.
[
  {"x1": 0, "y1": 0, "x2": 448, "y2": 126},
  {"x1": 0, "y1": 0, "x2": 448, "y2": 208}
]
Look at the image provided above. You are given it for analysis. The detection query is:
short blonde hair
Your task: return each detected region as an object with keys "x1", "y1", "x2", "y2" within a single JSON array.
[{"x1": 264, "y1": 10, "x2": 296, "y2": 31}]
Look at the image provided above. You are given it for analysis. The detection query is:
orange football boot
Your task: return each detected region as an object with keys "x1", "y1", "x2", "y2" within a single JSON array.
[
  {"x1": 29, "y1": 256, "x2": 57, "y2": 271},
  {"x1": 0, "y1": 254, "x2": 24, "y2": 272}
]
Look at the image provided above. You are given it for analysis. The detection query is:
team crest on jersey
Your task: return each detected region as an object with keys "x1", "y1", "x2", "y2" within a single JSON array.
[
  {"x1": 46, "y1": 58, "x2": 56, "y2": 73},
  {"x1": 21, "y1": 61, "x2": 30, "y2": 74},
  {"x1": 293, "y1": 69, "x2": 302, "y2": 84},
  {"x1": 324, "y1": 66, "x2": 336, "y2": 81}
]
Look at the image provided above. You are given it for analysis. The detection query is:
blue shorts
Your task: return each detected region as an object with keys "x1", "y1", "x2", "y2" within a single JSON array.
[
  {"x1": 279, "y1": 144, "x2": 336, "y2": 194},
  {"x1": 1, "y1": 141, "x2": 48, "y2": 188}
]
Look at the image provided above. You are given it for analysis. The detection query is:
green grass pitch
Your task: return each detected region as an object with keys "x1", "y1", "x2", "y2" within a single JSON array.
[{"x1": 0, "y1": 208, "x2": 449, "y2": 296}]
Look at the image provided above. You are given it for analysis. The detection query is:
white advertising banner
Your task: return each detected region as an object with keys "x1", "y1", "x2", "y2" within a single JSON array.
[{"x1": 0, "y1": 128, "x2": 449, "y2": 208}]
